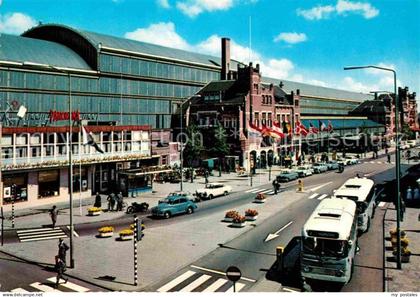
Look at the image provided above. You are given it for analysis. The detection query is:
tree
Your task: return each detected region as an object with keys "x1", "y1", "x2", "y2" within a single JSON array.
[
  {"x1": 182, "y1": 124, "x2": 203, "y2": 183},
  {"x1": 209, "y1": 125, "x2": 230, "y2": 177},
  {"x1": 402, "y1": 123, "x2": 415, "y2": 140}
]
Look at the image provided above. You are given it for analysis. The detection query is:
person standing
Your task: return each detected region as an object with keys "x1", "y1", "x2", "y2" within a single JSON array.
[
  {"x1": 107, "y1": 193, "x2": 115, "y2": 211},
  {"x1": 49, "y1": 205, "x2": 58, "y2": 228},
  {"x1": 55, "y1": 258, "x2": 68, "y2": 288},
  {"x1": 387, "y1": 153, "x2": 391, "y2": 163},
  {"x1": 272, "y1": 179, "x2": 280, "y2": 195},
  {"x1": 204, "y1": 169, "x2": 209, "y2": 184},
  {"x1": 55, "y1": 238, "x2": 69, "y2": 265},
  {"x1": 117, "y1": 192, "x2": 124, "y2": 211},
  {"x1": 94, "y1": 192, "x2": 102, "y2": 208}
]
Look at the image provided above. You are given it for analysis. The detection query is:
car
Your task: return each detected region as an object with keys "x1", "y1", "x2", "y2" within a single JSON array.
[
  {"x1": 312, "y1": 163, "x2": 328, "y2": 173},
  {"x1": 276, "y1": 169, "x2": 299, "y2": 182},
  {"x1": 151, "y1": 193, "x2": 198, "y2": 219},
  {"x1": 407, "y1": 140, "x2": 417, "y2": 148},
  {"x1": 400, "y1": 141, "x2": 410, "y2": 150},
  {"x1": 344, "y1": 157, "x2": 359, "y2": 165},
  {"x1": 326, "y1": 160, "x2": 339, "y2": 170},
  {"x1": 294, "y1": 166, "x2": 314, "y2": 177},
  {"x1": 195, "y1": 183, "x2": 232, "y2": 200}
]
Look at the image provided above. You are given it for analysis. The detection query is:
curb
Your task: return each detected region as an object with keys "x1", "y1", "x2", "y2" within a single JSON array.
[
  {"x1": 0, "y1": 248, "x2": 114, "y2": 292},
  {"x1": 383, "y1": 203, "x2": 389, "y2": 292}
]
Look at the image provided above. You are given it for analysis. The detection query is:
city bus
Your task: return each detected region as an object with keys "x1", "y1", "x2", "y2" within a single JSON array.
[
  {"x1": 301, "y1": 198, "x2": 358, "y2": 285},
  {"x1": 333, "y1": 177, "x2": 376, "y2": 233}
]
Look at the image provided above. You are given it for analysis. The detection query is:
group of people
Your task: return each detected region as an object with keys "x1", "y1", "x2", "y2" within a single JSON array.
[{"x1": 106, "y1": 192, "x2": 124, "y2": 212}]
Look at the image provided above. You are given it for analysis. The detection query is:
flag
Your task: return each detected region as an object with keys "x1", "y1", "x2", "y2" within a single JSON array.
[
  {"x1": 327, "y1": 120, "x2": 333, "y2": 132},
  {"x1": 295, "y1": 121, "x2": 308, "y2": 136},
  {"x1": 286, "y1": 123, "x2": 292, "y2": 135},
  {"x1": 82, "y1": 125, "x2": 104, "y2": 153},
  {"x1": 319, "y1": 120, "x2": 327, "y2": 132},
  {"x1": 248, "y1": 121, "x2": 262, "y2": 137},
  {"x1": 262, "y1": 124, "x2": 285, "y2": 139},
  {"x1": 309, "y1": 122, "x2": 319, "y2": 134}
]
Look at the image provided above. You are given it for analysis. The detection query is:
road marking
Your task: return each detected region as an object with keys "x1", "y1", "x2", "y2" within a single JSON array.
[
  {"x1": 267, "y1": 191, "x2": 275, "y2": 195},
  {"x1": 226, "y1": 282, "x2": 246, "y2": 292},
  {"x1": 308, "y1": 182, "x2": 332, "y2": 192},
  {"x1": 245, "y1": 188, "x2": 259, "y2": 193},
  {"x1": 66, "y1": 226, "x2": 79, "y2": 237},
  {"x1": 378, "y1": 202, "x2": 386, "y2": 207},
  {"x1": 180, "y1": 275, "x2": 212, "y2": 292},
  {"x1": 18, "y1": 230, "x2": 65, "y2": 238},
  {"x1": 11, "y1": 288, "x2": 29, "y2": 292},
  {"x1": 265, "y1": 221, "x2": 294, "y2": 242},
  {"x1": 190, "y1": 265, "x2": 256, "y2": 283},
  {"x1": 252, "y1": 188, "x2": 267, "y2": 193},
  {"x1": 157, "y1": 270, "x2": 196, "y2": 292},
  {"x1": 17, "y1": 227, "x2": 62, "y2": 234},
  {"x1": 30, "y1": 282, "x2": 61, "y2": 292},
  {"x1": 46, "y1": 277, "x2": 89, "y2": 292},
  {"x1": 364, "y1": 171, "x2": 376, "y2": 177},
  {"x1": 370, "y1": 161, "x2": 375, "y2": 164},
  {"x1": 308, "y1": 193, "x2": 318, "y2": 199},
  {"x1": 260, "y1": 189, "x2": 272, "y2": 194},
  {"x1": 317, "y1": 194, "x2": 328, "y2": 200},
  {"x1": 20, "y1": 235, "x2": 67, "y2": 242},
  {"x1": 283, "y1": 287, "x2": 300, "y2": 292},
  {"x1": 202, "y1": 279, "x2": 228, "y2": 292}
]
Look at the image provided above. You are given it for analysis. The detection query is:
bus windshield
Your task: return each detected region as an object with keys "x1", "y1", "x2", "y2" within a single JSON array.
[{"x1": 302, "y1": 237, "x2": 348, "y2": 258}]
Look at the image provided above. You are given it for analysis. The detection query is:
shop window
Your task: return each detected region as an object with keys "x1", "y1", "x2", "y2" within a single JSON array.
[
  {"x1": 38, "y1": 170, "x2": 60, "y2": 198},
  {"x1": 2, "y1": 174, "x2": 28, "y2": 204},
  {"x1": 73, "y1": 167, "x2": 88, "y2": 193}
]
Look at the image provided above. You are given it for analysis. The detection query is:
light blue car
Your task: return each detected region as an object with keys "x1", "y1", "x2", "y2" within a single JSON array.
[{"x1": 151, "y1": 193, "x2": 198, "y2": 219}]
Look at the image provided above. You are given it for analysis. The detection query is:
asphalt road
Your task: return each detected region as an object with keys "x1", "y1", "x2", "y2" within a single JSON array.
[{"x1": 0, "y1": 250, "x2": 108, "y2": 292}]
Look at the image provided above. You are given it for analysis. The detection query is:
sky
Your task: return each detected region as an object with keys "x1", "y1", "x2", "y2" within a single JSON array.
[{"x1": 0, "y1": 0, "x2": 419, "y2": 96}]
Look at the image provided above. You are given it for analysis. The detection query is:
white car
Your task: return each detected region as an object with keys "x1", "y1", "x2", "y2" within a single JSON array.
[
  {"x1": 295, "y1": 166, "x2": 314, "y2": 177},
  {"x1": 407, "y1": 140, "x2": 417, "y2": 148},
  {"x1": 344, "y1": 157, "x2": 359, "y2": 165},
  {"x1": 195, "y1": 183, "x2": 232, "y2": 200}
]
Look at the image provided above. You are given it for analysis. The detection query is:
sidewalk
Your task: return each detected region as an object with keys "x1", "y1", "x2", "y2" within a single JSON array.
[{"x1": 384, "y1": 204, "x2": 420, "y2": 292}]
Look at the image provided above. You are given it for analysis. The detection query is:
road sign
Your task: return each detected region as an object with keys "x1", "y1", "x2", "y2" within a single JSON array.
[{"x1": 226, "y1": 266, "x2": 242, "y2": 282}]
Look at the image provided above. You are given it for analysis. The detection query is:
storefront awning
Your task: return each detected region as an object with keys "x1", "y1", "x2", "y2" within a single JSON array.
[{"x1": 120, "y1": 168, "x2": 173, "y2": 176}]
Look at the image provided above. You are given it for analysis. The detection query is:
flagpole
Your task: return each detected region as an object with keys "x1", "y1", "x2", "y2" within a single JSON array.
[{"x1": 79, "y1": 121, "x2": 82, "y2": 217}]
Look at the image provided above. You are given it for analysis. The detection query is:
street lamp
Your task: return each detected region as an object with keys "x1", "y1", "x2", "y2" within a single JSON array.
[{"x1": 344, "y1": 65, "x2": 402, "y2": 269}]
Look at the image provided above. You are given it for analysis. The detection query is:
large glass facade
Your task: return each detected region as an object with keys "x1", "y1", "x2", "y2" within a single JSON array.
[{"x1": 300, "y1": 98, "x2": 360, "y2": 115}]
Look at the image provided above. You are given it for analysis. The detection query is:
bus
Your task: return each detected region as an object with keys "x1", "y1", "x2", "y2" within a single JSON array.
[
  {"x1": 301, "y1": 198, "x2": 358, "y2": 285},
  {"x1": 333, "y1": 177, "x2": 376, "y2": 233}
]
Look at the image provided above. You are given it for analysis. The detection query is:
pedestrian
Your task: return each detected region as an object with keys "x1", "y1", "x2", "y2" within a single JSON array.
[
  {"x1": 117, "y1": 192, "x2": 124, "y2": 211},
  {"x1": 204, "y1": 170, "x2": 209, "y2": 184},
  {"x1": 55, "y1": 258, "x2": 68, "y2": 288},
  {"x1": 94, "y1": 192, "x2": 102, "y2": 208},
  {"x1": 387, "y1": 154, "x2": 391, "y2": 163},
  {"x1": 55, "y1": 238, "x2": 69, "y2": 265},
  {"x1": 49, "y1": 205, "x2": 58, "y2": 228},
  {"x1": 107, "y1": 193, "x2": 115, "y2": 211},
  {"x1": 272, "y1": 179, "x2": 278, "y2": 195}
]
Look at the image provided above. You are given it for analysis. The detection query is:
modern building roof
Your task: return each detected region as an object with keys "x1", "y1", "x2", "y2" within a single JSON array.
[
  {"x1": 263, "y1": 76, "x2": 373, "y2": 102},
  {"x1": 350, "y1": 100, "x2": 387, "y2": 114},
  {"x1": 0, "y1": 33, "x2": 91, "y2": 70},
  {"x1": 301, "y1": 118, "x2": 384, "y2": 129}
]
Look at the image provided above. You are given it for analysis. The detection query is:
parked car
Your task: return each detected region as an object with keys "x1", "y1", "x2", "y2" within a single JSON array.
[
  {"x1": 344, "y1": 156, "x2": 359, "y2": 165},
  {"x1": 312, "y1": 163, "x2": 328, "y2": 173},
  {"x1": 294, "y1": 166, "x2": 314, "y2": 177},
  {"x1": 276, "y1": 169, "x2": 299, "y2": 182},
  {"x1": 326, "y1": 160, "x2": 339, "y2": 170},
  {"x1": 195, "y1": 183, "x2": 232, "y2": 200},
  {"x1": 151, "y1": 193, "x2": 197, "y2": 219}
]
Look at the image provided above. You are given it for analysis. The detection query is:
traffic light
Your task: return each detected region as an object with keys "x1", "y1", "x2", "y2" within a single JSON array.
[
  {"x1": 10, "y1": 184, "x2": 17, "y2": 199},
  {"x1": 267, "y1": 153, "x2": 274, "y2": 167},
  {"x1": 250, "y1": 156, "x2": 255, "y2": 169},
  {"x1": 136, "y1": 220, "x2": 145, "y2": 241}
]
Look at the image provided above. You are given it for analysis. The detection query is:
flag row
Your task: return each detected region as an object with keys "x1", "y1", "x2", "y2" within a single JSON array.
[{"x1": 248, "y1": 120, "x2": 333, "y2": 138}]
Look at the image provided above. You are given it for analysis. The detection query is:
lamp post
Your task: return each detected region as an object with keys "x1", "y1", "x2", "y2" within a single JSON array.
[{"x1": 344, "y1": 65, "x2": 402, "y2": 269}]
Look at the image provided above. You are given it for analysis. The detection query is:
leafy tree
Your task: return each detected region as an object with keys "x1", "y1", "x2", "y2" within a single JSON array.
[
  {"x1": 402, "y1": 123, "x2": 416, "y2": 140},
  {"x1": 209, "y1": 125, "x2": 230, "y2": 177},
  {"x1": 182, "y1": 123, "x2": 203, "y2": 182}
]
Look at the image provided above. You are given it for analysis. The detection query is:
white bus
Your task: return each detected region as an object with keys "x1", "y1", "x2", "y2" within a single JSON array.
[
  {"x1": 301, "y1": 198, "x2": 358, "y2": 284},
  {"x1": 333, "y1": 177, "x2": 376, "y2": 233}
]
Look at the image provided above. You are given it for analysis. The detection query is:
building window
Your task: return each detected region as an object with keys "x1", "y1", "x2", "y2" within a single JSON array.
[
  {"x1": 295, "y1": 100, "x2": 299, "y2": 107},
  {"x1": 254, "y1": 112, "x2": 260, "y2": 126},
  {"x1": 73, "y1": 167, "x2": 88, "y2": 193},
  {"x1": 2, "y1": 174, "x2": 28, "y2": 204},
  {"x1": 282, "y1": 115, "x2": 286, "y2": 122},
  {"x1": 268, "y1": 113, "x2": 272, "y2": 127},
  {"x1": 38, "y1": 170, "x2": 60, "y2": 198},
  {"x1": 277, "y1": 114, "x2": 281, "y2": 123},
  {"x1": 262, "y1": 113, "x2": 267, "y2": 126}
]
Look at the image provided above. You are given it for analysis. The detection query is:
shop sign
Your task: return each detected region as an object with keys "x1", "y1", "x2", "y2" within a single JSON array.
[{"x1": 49, "y1": 110, "x2": 80, "y2": 122}]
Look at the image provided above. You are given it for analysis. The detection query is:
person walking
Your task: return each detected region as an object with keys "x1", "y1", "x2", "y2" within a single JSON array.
[
  {"x1": 55, "y1": 238, "x2": 69, "y2": 265},
  {"x1": 55, "y1": 258, "x2": 68, "y2": 288},
  {"x1": 387, "y1": 153, "x2": 391, "y2": 163},
  {"x1": 49, "y1": 205, "x2": 58, "y2": 228},
  {"x1": 272, "y1": 179, "x2": 280, "y2": 195},
  {"x1": 94, "y1": 192, "x2": 102, "y2": 208},
  {"x1": 204, "y1": 169, "x2": 209, "y2": 184},
  {"x1": 117, "y1": 192, "x2": 124, "y2": 211},
  {"x1": 107, "y1": 193, "x2": 115, "y2": 211}
]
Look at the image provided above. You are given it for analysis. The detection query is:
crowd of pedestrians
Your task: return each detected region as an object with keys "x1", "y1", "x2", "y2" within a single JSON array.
[{"x1": 106, "y1": 192, "x2": 124, "y2": 212}]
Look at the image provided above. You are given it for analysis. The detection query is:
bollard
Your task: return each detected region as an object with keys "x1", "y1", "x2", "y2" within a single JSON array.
[
  {"x1": 133, "y1": 215, "x2": 139, "y2": 286},
  {"x1": 298, "y1": 180, "x2": 304, "y2": 192},
  {"x1": 11, "y1": 199, "x2": 15, "y2": 229},
  {"x1": 276, "y1": 246, "x2": 284, "y2": 272}
]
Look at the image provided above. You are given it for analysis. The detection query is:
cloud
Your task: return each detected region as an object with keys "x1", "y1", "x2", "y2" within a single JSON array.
[
  {"x1": 297, "y1": 0, "x2": 379, "y2": 20},
  {"x1": 274, "y1": 32, "x2": 307, "y2": 44},
  {"x1": 124, "y1": 22, "x2": 190, "y2": 50},
  {"x1": 0, "y1": 12, "x2": 37, "y2": 35},
  {"x1": 157, "y1": 0, "x2": 171, "y2": 8},
  {"x1": 176, "y1": 0, "x2": 234, "y2": 17}
]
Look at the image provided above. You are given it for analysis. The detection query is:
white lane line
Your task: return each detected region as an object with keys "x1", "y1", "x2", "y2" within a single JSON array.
[
  {"x1": 46, "y1": 277, "x2": 89, "y2": 292},
  {"x1": 378, "y1": 202, "x2": 386, "y2": 207},
  {"x1": 370, "y1": 161, "x2": 375, "y2": 164},
  {"x1": 180, "y1": 275, "x2": 212, "y2": 292},
  {"x1": 66, "y1": 226, "x2": 79, "y2": 237},
  {"x1": 308, "y1": 193, "x2": 318, "y2": 199},
  {"x1": 377, "y1": 162, "x2": 382, "y2": 164},
  {"x1": 19, "y1": 231, "x2": 66, "y2": 239},
  {"x1": 17, "y1": 227, "x2": 62, "y2": 234},
  {"x1": 252, "y1": 189, "x2": 267, "y2": 193},
  {"x1": 20, "y1": 235, "x2": 68, "y2": 242},
  {"x1": 190, "y1": 265, "x2": 257, "y2": 283},
  {"x1": 267, "y1": 191, "x2": 275, "y2": 195},
  {"x1": 11, "y1": 288, "x2": 29, "y2": 292},
  {"x1": 30, "y1": 282, "x2": 61, "y2": 292},
  {"x1": 264, "y1": 221, "x2": 294, "y2": 242},
  {"x1": 202, "y1": 279, "x2": 228, "y2": 292},
  {"x1": 226, "y1": 282, "x2": 246, "y2": 292},
  {"x1": 283, "y1": 287, "x2": 300, "y2": 292},
  {"x1": 260, "y1": 189, "x2": 272, "y2": 194},
  {"x1": 308, "y1": 182, "x2": 333, "y2": 192},
  {"x1": 157, "y1": 270, "x2": 196, "y2": 292},
  {"x1": 317, "y1": 194, "x2": 328, "y2": 200},
  {"x1": 245, "y1": 188, "x2": 259, "y2": 193}
]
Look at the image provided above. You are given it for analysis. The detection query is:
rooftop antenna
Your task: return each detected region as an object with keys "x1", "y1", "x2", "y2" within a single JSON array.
[{"x1": 249, "y1": 16, "x2": 252, "y2": 63}]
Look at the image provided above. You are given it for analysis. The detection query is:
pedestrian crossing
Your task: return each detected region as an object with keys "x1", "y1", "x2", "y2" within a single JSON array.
[
  {"x1": 10, "y1": 277, "x2": 90, "y2": 293},
  {"x1": 245, "y1": 188, "x2": 275, "y2": 195},
  {"x1": 17, "y1": 227, "x2": 67, "y2": 243},
  {"x1": 156, "y1": 268, "x2": 252, "y2": 292},
  {"x1": 363, "y1": 161, "x2": 395, "y2": 165}
]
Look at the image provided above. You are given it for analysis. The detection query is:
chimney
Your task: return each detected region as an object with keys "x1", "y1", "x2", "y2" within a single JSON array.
[{"x1": 221, "y1": 38, "x2": 231, "y2": 80}]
